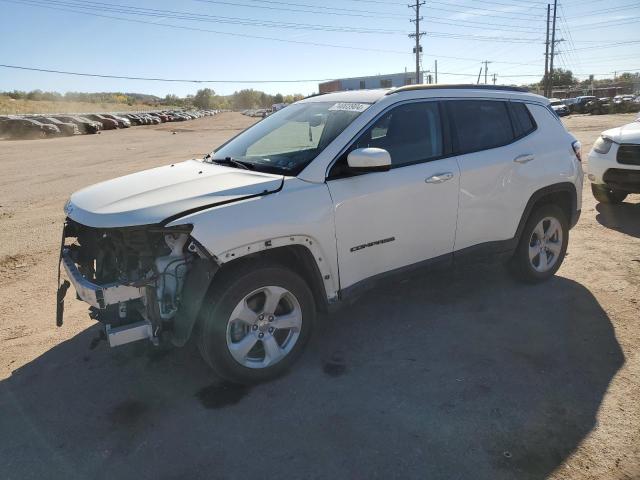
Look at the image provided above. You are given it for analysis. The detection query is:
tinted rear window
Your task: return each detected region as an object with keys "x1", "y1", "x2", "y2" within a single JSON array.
[
  {"x1": 510, "y1": 102, "x2": 536, "y2": 137},
  {"x1": 448, "y1": 100, "x2": 514, "y2": 154}
]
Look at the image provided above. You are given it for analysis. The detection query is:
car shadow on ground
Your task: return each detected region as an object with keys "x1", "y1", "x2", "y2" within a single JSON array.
[
  {"x1": 596, "y1": 201, "x2": 640, "y2": 238},
  {"x1": 0, "y1": 263, "x2": 624, "y2": 480}
]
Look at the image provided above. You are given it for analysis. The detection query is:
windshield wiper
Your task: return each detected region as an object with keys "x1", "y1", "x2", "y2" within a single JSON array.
[{"x1": 209, "y1": 156, "x2": 251, "y2": 170}]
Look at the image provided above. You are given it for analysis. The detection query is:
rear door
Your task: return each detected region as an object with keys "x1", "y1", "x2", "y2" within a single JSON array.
[
  {"x1": 327, "y1": 100, "x2": 460, "y2": 291},
  {"x1": 447, "y1": 99, "x2": 537, "y2": 251}
]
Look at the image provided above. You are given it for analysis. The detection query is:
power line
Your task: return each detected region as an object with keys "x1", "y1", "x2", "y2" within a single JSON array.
[
  {"x1": 5, "y1": 63, "x2": 634, "y2": 85},
  {"x1": 562, "y1": 40, "x2": 640, "y2": 52},
  {"x1": 192, "y1": 0, "x2": 407, "y2": 18},
  {"x1": 427, "y1": 0, "x2": 545, "y2": 18},
  {"x1": 4, "y1": 0, "x2": 412, "y2": 53},
  {"x1": 8, "y1": 0, "x2": 544, "y2": 44},
  {"x1": 438, "y1": 0, "x2": 548, "y2": 8},
  {"x1": 569, "y1": 2, "x2": 640, "y2": 19},
  {"x1": 41, "y1": 0, "x2": 546, "y2": 34},
  {"x1": 0, "y1": 63, "x2": 336, "y2": 82},
  {"x1": 10, "y1": 0, "x2": 404, "y2": 32}
]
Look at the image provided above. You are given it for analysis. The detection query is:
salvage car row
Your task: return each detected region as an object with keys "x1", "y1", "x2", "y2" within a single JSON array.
[
  {"x1": 0, "y1": 109, "x2": 219, "y2": 140},
  {"x1": 550, "y1": 94, "x2": 640, "y2": 116}
]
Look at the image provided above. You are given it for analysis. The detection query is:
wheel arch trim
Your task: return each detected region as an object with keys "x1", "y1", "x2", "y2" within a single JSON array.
[
  {"x1": 515, "y1": 182, "x2": 579, "y2": 244},
  {"x1": 217, "y1": 235, "x2": 337, "y2": 304}
]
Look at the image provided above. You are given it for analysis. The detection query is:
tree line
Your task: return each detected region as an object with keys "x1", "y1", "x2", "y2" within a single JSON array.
[
  {"x1": 1, "y1": 88, "x2": 306, "y2": 110},
  {"x1": 534, "y1": 69, "x2": 639, "y2": 90},
  {"x1": 176, "y1": 88, "x2": 305, "y2": 110}
]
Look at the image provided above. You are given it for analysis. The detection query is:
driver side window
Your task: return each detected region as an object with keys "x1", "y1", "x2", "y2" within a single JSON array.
[{"x1": 328, "y1": 101, "x2": 443, "y2": 178}]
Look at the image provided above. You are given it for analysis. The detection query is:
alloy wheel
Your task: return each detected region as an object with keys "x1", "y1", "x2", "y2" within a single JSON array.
[
  {"x1": 225, "y1": 286, "x2": 303, "y2": 369},
  {"x1": 528, "y1": 216, "x2": 563, "y2": 273}
]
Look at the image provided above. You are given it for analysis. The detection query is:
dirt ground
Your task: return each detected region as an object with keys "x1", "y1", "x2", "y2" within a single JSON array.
[{"x1": 0, "y1": 112, "x2": 638, "y2": 480}]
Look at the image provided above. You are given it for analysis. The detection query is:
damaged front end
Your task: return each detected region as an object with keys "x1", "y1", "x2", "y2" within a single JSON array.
[{"x1": 57, "y1": 218, "x2": 217, "y2": 347}]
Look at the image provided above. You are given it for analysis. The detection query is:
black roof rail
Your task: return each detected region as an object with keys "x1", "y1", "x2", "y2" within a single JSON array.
[{"x1": 386, "y1": 84, "x2": 530, "y2": 95}]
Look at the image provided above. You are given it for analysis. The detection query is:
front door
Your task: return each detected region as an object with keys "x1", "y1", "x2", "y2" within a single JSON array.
[{"x1": 326, "y1": 101, "x2": 460, "y2": 291}]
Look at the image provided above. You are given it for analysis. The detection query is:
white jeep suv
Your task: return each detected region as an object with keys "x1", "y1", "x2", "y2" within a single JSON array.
[
  {"x1": 58, "y1": 85, "x2": 583, "y2": 383},
  {"x1": 587, "y1": 120, "x2": 640, "y2": 204}
]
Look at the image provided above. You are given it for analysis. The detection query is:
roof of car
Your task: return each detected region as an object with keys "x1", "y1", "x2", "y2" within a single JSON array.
[
  {"x1": 387, "y1": 84, "x2": 528, "y2": 94},
  {"x1": 301, "y1": 84, "x2": 542, "y2": 105},
  {"x1": 301, "y1": 89, "x2": 389, "y2": 103}
]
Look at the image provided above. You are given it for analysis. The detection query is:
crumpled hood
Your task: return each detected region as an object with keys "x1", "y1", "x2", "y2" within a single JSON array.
[
  {"x1": 67, "y1": 159, "x2": 283, "y2": 228},
  {"x1": 602, "y1": 121, "x2": 640, "y2": 145}
]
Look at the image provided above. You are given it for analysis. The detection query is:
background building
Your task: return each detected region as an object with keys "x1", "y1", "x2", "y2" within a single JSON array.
[{"x1": 319, "y1": 72, "x2": 421, "y2": 93}]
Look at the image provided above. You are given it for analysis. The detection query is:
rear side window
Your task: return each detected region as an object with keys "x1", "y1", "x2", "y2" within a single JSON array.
[
  {"x1": 509, "y1": 102, "x2": 536, "y2": 137},
  {"x1": 448, "y1": 100, "x2": 513, "y2": 154}
]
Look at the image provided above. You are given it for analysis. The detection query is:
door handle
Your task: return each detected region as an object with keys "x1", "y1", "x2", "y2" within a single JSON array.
[
  {"x1": 425, "y1": 172, "x2": 454, "y2": 184},
  {"x1": 514, "y1": 154, "x2": 535, "y2": 164}
]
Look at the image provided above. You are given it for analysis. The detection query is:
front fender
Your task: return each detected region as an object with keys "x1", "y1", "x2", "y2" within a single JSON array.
[{"x1": 165, "y1": 177, "x2": 340, "y2": 299}]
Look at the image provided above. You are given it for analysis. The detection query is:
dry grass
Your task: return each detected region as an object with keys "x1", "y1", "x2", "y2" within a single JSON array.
[{"x1": 0, "y1": 96, "x2": 164, "y2": 115}]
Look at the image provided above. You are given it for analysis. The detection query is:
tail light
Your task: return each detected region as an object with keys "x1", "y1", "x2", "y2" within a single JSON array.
[{"x1": 572, "y1": 140, "x2": 582, "y2": 162}]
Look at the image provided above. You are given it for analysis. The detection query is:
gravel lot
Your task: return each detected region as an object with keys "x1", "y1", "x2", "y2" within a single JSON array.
[{"x1": 0, "y1": 112, "x2": 638, "y2": 480}]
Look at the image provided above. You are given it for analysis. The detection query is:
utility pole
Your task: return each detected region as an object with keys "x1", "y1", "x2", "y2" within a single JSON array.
[
  {"x1": 548, "y1": 0, "x2": 558, "y2": 98},
  {"x1": 409, "y1": 1, "x2": 426, "y2": 84},
  {"x1": 477, "y1": 67, "x2": 483, "y2": 85},
  {"x1": 544, "y1": 3, "x2": 550, "y2": 97},
  {"x1": 492, "y1": 73, "x2": 497, "y2": 85},
  {"x1": 482, "y1": 60, "x2": 492, "y2": 85},
  {"x1": 435, "y1": 59, "x2": 438, "y2": 84}
]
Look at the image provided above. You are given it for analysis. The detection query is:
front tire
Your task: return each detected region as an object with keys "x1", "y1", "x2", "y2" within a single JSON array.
[
  {"x1": 591, "y1": 183, "x2": 627, "y2": 204},
  {"x1": 197, "y1": 264, "x2": 315, "y2": 384},
  {"x1": 509, "y1": 204, "x2": 569, "y2": 283}
]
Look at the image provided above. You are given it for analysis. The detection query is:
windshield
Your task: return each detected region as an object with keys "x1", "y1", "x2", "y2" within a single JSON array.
[{"x1": 209, "y1": 101, "x2": 370, "y2": 175}]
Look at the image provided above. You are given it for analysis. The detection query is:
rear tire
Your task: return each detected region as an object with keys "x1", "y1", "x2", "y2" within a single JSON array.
[
  {"x1": 509, "y1": 204, "x2": 569, "y2": 283},
  {"x1": 591, "y1": 183, "x2": 627, "y2": 204},
  {"x1": 197, "y1": 263, "x2": 315, "y2": 384}
]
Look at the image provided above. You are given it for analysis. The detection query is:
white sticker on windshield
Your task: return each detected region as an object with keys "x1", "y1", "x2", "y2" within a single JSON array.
[{"x1": 328, "y1": 102, "x2": 370, "y2": 113}]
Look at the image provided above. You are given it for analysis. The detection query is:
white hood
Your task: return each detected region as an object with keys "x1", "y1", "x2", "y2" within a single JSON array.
[
  {"x1": 67, "y1": 159, "x2": 283, "y2": 228},
  {"x1": 602, "y1": 121, "x2": 640, "y2": 144}
]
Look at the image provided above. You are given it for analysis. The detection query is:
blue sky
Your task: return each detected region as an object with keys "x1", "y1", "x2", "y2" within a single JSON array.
[{"x1": 0, "y1": 0, "x2": 638, "y2": 97}]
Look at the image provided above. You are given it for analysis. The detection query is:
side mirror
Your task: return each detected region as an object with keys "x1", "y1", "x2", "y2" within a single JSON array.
[{"x1": 347, "y1": 148, "x2": 391, "y2": 172}]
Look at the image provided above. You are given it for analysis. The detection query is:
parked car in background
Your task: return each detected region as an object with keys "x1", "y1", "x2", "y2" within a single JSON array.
[
  {"x1": 55, "y1": 116, "x2": 102, "y2": 134},
  {"x1": 85, "y1": 114, "x2": 118, "y2": 130},
  {"x1": 150, "y1": 113, "x2": 168, "y2": 122},
  {"x1": 30, "y1": 116, "x2": 80, "y2": 136},
  {"x1": 613, "y1": 94, "x2": 635, "y2": 104},
  {"x1": 588, "y1": 120, "x2": 640, "y2": 204},
  {"x1": 121, "y1": 114, "x2": 141, "y2": 125},
  {"x1": 58, "y1": 86, "x2": 583, "y2": 384},
  {"x1": 585, "y1": 97, "x2": 612, "y2": 115},
  {"x1": 549, "y1": 99, "x2": 569, "y2": 117},
  {"x1": 137, "y1": 114, "x2": 159, "y2": 124},
  {"x1": 573, "y1": 96, "x2": 597, "y2": 113},
  {"x1": 0, "y1": 117, "x2": 59, "y2": 138},
  {"x1": 563, "y1": 98, "x2": 577, "y2": 111},
  {"x1": 101, "y1": 114, "x2": 131, "y2": 128}
]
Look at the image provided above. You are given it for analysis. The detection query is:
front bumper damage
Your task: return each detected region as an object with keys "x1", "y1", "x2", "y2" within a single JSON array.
[
  {"x1": 60, "y1": 248, "x2": 145, "y2": 309},
  {"x1": 58, "y1": 248, "x2": 153, "y2": 347},
  {"x1": 56, "y1": 218, "x2": 217, "y2": 348}
]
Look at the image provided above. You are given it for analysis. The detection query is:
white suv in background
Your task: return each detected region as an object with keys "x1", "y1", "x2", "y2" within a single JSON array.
[
  {"x1": 58, "y1": 85, "x2": 583, "y2": 384},
  {"x1": 588, "y1": 120, "x2": 640, "y2": 204}
]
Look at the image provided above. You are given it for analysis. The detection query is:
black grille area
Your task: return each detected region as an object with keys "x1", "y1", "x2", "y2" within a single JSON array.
[
  {"x1": 617, "y1": 144, "x2": 640, "y2": 166},
  {"x1": 603, "y1": 168, "x2": 640, "y2": 192}
]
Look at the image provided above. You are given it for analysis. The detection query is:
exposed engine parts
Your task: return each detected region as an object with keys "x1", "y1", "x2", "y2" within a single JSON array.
[{"x1": 58, "y1": 218, "x2": 206, "y2": 345}]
